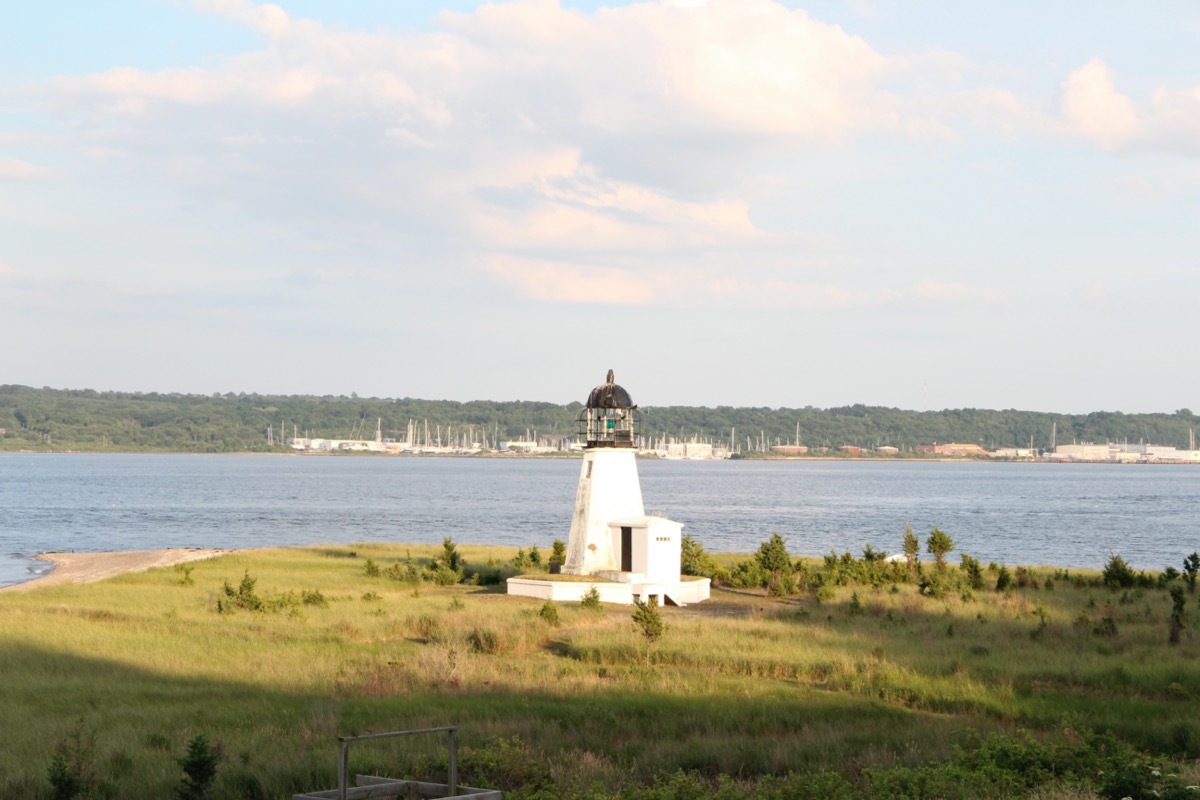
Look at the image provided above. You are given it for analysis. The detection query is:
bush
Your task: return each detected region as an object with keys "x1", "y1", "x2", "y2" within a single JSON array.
[
  {"x1": 175, "y1": 734, "x2": 221, "y2": 800},
  {"x1": 926, "y1": 528, "x2": 954, "y2": 569},
  {"x1": 1169, "y1": 584, "x2": 1186, "y2": 645},
  {"x1": 462, "y1": 562, "x2": 519, "y2": 585},
  {"x1": 468, "y1": 628, "x2": 502, "y2": 654},
  {"x1": 548, "y1": 539, "x2": 567, "y2": 567},
  {"x1": 755, "y1": 534, "x2": 792, "y2": 594},
  {"x1": 681, "y1": 535, "x2": 722, "y2": 579},
  {"x1": 903, "y1": 522, "x2": 920, "y2": 573},
  {"x1": 362, "y1": 558, "x2": 380, "y2": 578},
  {"x1": 47, "y1": 722, "x2": 98, "y2": 800},
  {"x1": 995, "y1": 566, "x2": 1013, "y2": 592},
  {"x1": 537, "y1": 600, "x2": 560, "y2": 626},
  {"x1": 960, "y1": 554, "x2": 985, "y2": 591},
  {"x1": 1103, "y1": 554, "x2": 1136, "y2": 589},
  {"x1": 1183, "y1": 551, "x2": 1199, "y2": 593},
  {"x1": 218, "y1": 571, "x2": 264, "y2": 613},
  {"x1": 579, "y1": 585, "x2": 602, "y2": 612},
  {"x1": 632, "y1": 595, "x2": 665, "y2": 659},
  {"x1": 300, "y1": 589, "x2": 328, "y2": 607}
]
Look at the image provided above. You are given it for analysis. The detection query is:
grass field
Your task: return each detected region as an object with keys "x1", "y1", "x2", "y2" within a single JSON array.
[{"x1": 1, "y1": 543, "x2": 1198, "y2": 799}]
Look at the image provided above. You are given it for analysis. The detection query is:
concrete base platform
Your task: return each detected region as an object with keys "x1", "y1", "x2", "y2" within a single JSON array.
[{"x1": 506, "y1": 576, "x2": 710, "y2": 606}]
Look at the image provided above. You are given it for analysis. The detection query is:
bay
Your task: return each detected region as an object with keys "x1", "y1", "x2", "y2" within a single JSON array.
[{"x1": 2, "y1": 453, "x2": 1197, "y2": 588}]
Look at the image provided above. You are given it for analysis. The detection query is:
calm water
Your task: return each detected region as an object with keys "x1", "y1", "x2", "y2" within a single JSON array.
[{"x1": 2, "y1": 453, "x2": 1197, "y2": 587}]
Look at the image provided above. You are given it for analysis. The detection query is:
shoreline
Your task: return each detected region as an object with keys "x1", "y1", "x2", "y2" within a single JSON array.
[{"x1": 0, "y1": 548, "x2": 232, "y2": 592}]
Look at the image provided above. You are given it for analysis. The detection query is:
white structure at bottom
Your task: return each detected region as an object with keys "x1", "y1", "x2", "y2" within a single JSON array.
[{"x1": 507, "y1": 370, "x2": 710, "y2": 606}]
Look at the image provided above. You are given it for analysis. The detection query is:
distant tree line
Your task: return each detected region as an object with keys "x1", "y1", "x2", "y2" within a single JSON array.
[{"x1": 0, "y1": 384, "x2": 1197, "y2": 454}]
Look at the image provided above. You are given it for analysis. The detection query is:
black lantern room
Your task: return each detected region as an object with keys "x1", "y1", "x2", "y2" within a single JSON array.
[{"x1": 577, "y1": 369, "x2": 638, "y2": 448}]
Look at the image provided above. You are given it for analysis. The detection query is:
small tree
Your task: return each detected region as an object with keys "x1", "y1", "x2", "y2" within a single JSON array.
[
  {"x1": 756, "y1": 533, "x2": 792, "y2": 595},
  {"x1": 1102, "y1": 554, "x2": 1136, "y2": 589},
  {"x1": 632, "y1": 595, "x2": 665, "y2": 662},
  {"x1": 1183, "y1": 551, "x2": 1199, "y2": 594},
  {"x1": 1169, "y1": 584, "x2": 1186, "y2": 645},
  {"x1": 902, "y1": 523, "x2": 920, "y2": 574},
  {"x1": 681, "y1": 535, "x2": 721, "y2": 578},
  {"x1": 47, "y1": 722, "x2": 98, "y2": 800},
  {"x1": 441, "y1": 537, "x2": 463, "y2": 573},
  {"x1": 960, "y1": 553, "x2": 985, "y2": 591},
  {"x1": 548, "y1": 539, "x2": 567, "y2": 567},
  {"x1": 579, "y1": 585, "x2": 602, "y2": 612},
  {"x1": 175, "y1": 734, "x2": 222, "y2": 800},
  {"x1": 926, "y1": 528, "x2": 954, "y2": 570},
  {"x1": 537, "y1": 600, "x2": 560, "y2": 626}
]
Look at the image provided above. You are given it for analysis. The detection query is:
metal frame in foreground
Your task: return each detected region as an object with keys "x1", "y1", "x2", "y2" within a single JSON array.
[{"x1": 292, "y1": 726, "x2": 502, "y2": 800}]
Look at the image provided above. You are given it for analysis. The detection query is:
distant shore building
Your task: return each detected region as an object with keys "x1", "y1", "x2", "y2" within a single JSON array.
[
  {"x1": 1054, "y1": 443, "x2": 1200, "y2": 463},
  {"x1": 769, "y1": 444, "x2": 809, "y2": 456},
  {"x1": 990, "y1": 448, "x2": 1037, "y2": 459},
  {"x1": 913, "y1": 443, "x2": 988, "y2": 457},
  {"x1": 875, "y1": 445, "x2": 899, "y2": 455}
]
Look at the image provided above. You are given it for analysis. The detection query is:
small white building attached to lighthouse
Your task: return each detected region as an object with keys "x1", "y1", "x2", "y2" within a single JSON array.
[{"x1": 507, "y1": 370, "x2": 710, "y2": 606}]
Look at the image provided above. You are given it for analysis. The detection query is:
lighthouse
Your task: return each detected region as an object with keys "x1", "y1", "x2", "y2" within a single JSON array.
[
  {"x1": 506, "y1": 370, "x2": 710, "y2": 605},
  {"x1": 562, "y1": 369, "x2": 644, "y2": 575}
]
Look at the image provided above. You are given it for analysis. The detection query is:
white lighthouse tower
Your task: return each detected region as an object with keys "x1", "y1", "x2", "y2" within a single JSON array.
[
  {"x1": 562, "y1": 369, "x2": 644, "y2": 575},
  {"x1": 506, "y1": 369, "x2": 710, "y2": 606}
]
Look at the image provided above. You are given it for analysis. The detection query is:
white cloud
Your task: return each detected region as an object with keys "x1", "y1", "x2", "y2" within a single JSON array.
[
  {"x1": 1059, "y1": 58, "x2": 1200, "y2": 156},
  {"x1": 911, "y1": 281, "x2": 996, "y2": 302},
  {"x1": 484, "y1": 255, "x2": 659, "y2": 304},
  {"x1": 0, "y1": 158, "x2": 45, "y2": 180},
  {"x1": 33, "y1": 0, "x2": 1200, "y2": 322},
  {"x1": 1060, "y1": 59, "x2": 1138, "y2": 151}
]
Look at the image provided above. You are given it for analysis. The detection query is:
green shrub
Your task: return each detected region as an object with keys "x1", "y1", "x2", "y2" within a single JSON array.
[
  {"x1": 755, "y1": 534, "x2": 792, "y2": 595},
  {"x1": 218, "y1": 571, "x2": 264, "y2": 613},
  {"x1": 468, "y1": 628, "x2": 502, "y2": 654},
  {"x1": 1103, "y1": 554, "x2": 1136, "y2": 589},
  {"x1": 849, "y1": 592, "x2": 864, "y2": 616},
  {"x1": 537, "y1": 600, "x2": 560, "y2": 626},
  {"x1": 362, "y1": 558, "x2": 381, "y2": 578},
  {"x1": 632, "y1": 595, "x2": 665, "y2": 660},
  {"x1": 175, "y1": 734, "x2": 221, "y2": 800},
  {"x1": 462, "y1": 562, "x2": 519, "y2": 585},
  {"x1": 175, "y1": 563, "x2": 195, "y2": 586},
  {"x1": 995, "y1": 566, "x2": 1013, "y2": 592},
  {"x1": 1168, "y1": 584, "x2": 1186, "y2": 645},
  {"x1": 1093, "y1": 615, "x2": 1119, "y2": 638},
  {"x1": 926, "y1": 528, "x2": 954, "y2": 569},
  {"x1": 412, "y1": 614, "x2": 442, "y2": 641},
  {"x1": 548, "y1": 539, "x2": 567, "y2": 567},
  {"x1": 1183, "y1": 551, "x2": 1199, "y2": 593},
  {"x1": 47, "y1": 723, "x2": 97, "y2": 800},
  {"x1": 385, "y1": 558, "x2": 420, "y2": 583},
  {"x1": 300, "y1": 589, "x2": 328, "y2": 607},
  {"x1": 903, "y1": 522, "x2": 920, "y2": 573},
  {"x1": 681, "y1": 535, "x2": 722, "y2": 579},
  {"x1": 579, "y1": 586, "x2": 602, "y2": 612},
  {"x1": 960, "y1": 554, "x2": 985, "y2": 591}
]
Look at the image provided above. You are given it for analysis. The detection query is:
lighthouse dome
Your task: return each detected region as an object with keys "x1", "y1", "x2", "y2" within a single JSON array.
[{"x1": 586, "y1": 369, "x2": 634, "y2": 409}]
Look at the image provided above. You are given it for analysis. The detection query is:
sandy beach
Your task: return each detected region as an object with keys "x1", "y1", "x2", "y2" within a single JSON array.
[{"x1": 0, "y1": 548, "x2": 231, "y2": 592}]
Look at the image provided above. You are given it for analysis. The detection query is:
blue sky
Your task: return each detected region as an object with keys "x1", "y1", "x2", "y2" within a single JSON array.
[{"x1": 3, "y1": 1, "x2": 1199, "y2": 412}]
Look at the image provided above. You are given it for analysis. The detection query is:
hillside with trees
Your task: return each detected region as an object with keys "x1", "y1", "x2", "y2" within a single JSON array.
[{"x1": 1, "y1": 384, "x2": 1196, "y2": 454}]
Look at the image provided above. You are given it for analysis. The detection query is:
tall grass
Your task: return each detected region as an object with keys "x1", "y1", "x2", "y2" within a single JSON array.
[{"x1": 1, "y1": 544, "x2": 1197, "y2": 798}]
